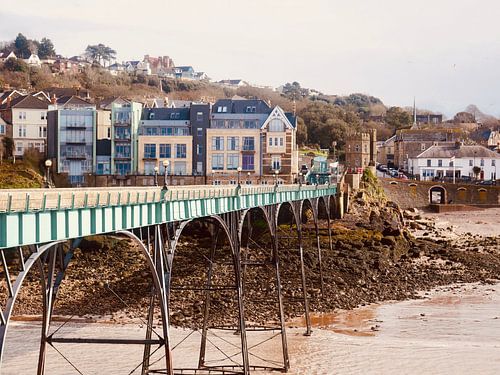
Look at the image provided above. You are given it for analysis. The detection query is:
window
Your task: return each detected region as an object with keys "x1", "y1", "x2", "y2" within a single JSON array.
[
  {"x1": 159, "y1": 143, "x2": 171, "y2": 158},
  {"x1": 272, "y1": 156, "x2": 281, "y2": 171},
  {"x1": 18, "y1": 125, "x2": 26, "y2": 137},
  {"x1": 0, "y1": 124, "x2": 5, "y2": 134},
  {"x1": 174, "y1": 144, "x2": 186, "y2": 158},
  {"x1": 145, "y1": 127, "x2": 158, "y2": 136},
  {"x1": 41, "y1": 112, "x2": 46, "y2": 120},
  {"x1": 144, "y1": 144, "x2": 156, "y2": 158},
  {"x1": 212, "y1": 136, "x2": 224, "y2": 151},
  {"x1": 197, "y1": 128, "x2": 203, "y2": 136},
  {"x1": 492, "y1": 160, "x2": 496, "y2": 167},
  {"x1": 227, "y1": 154, "x2": 239, "y2": 170},
  {"x1": 16, "y1": 142, "x2": 23, "y2": 154},
  {"x1": 115, "y1": 127, "x2": 131, "y2": 140},
  {"x1": 115, "y1": 162, "x2": 131, "y2": 175},
  {"x1": 197, "y1": 144, "x2": 203, "y2": 155},
  {"x1": 280, "y1": 137, "x2": 284, "y2": 146},
  {"x1": 244, "y1": 120, "x2": 258, "y2": 129},
  {"x1": 196, "y1": 112, "x2": 203, "y2": 122},
  {"x1": 274, "y1": 138, "x2": 278, "y2": 146},
  {"x1": 149, "y1": 112, "x2": 155, "y2": 120},
  {"x1": 269, "y1": 137, "x2": 273, "y2": 146},
  {"x1": 144, "y1": 161, "x2": 156, "y2": 175},
  {"x1": 438, "y1": 160, "x2": 442, "y2": 167},
  {"x1": 107, "y1": 128, "x2": 111, "y2": 138},
  {"x1": 228, "y1": 137, "x2": 239, "y2": 150},
  {"x1": 242, "y1": 137, "x2": 255, "y2": 151},
  {"x1": 115, "y1": 144, "x2": 131, "y2": 158},
  {"x1": 18, "y1": 112, "x2": 26, "y2": 120},
  {"x1": 228, "y1": 120, "x2": 239, "y2": 129},
  {"x1": 170, "y1": 113, "x2": 180, "y2": 120},
  {"x1": 222, "y1": 106, "x2": 227, "y2": 113},
  {"x1": 213, "y1": 120, "x2": 225, "y2": 128},
  {"x1": 174, "y1": 161, "x2": 187, "y2": 175},
  {"x1": 427, "y1": 159, "x2": 431, "y2": 167},
  {"x1": 449, "y1": 160, "x2": 454, "y2": 167},
  {"x1": 212, "y1": 154, "x2": 224, "y2": 170},
  {"x1": 480, "y1": 159, "x2": 484, "y2": 166},
  {"x1": 469, "y1": 159, "x2": 473, "y2": 166},
  {"x1": 421, "y1": 144, "x2": 426, "y2": 151},
  {"x1": 38, "y1": 126, "x2": 47, "y2": 138},
  {"x1": 355, "y1": 144, "x2": 360, "y2": 152},
  {"x1": 242, "y1": 154, "x2": 254, "y2": 170},
  {"x1": 269, "y1": 119, "x2": 284, "y2": 132}
]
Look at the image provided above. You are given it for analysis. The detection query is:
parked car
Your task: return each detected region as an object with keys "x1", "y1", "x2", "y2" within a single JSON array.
[{"x1": 476, "y1": 180, "x2": 496, "y2": 186}]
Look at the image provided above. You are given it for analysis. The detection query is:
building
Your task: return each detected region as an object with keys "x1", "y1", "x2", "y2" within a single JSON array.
[
  {"x1": 415, "y1": 114, "x2": 443, "y2": 125},
  {"x1": 110, "y1": 102, "x2": 143, "y2": 175},
  {"x1": 0, "y1": 95, "x2": 49, "y2": 157},
  {"x1": 208, "y1": 99, "x2": 298, "y2": 184},
  {"x1": 0, "y1": 51, "x2": 17, "y2": 62},
  {"x1": 189, "y1": 103, "x2": 211, "y2": 175},
  {"x1": 25, "y1": 53, "x2": 41, "y2": 67},
  {"x1": 138, "y1": 107, "x2": 193, "y2": 176},
  {"x1": 47, "y1": 98, "x2": 96, "y2": 185},
  {"x1": 345, "y1": 129, "x2": 377, "y2": 171},
  {"x1": 377, "y1": 135, "x2": 395, "y2": 167},
  {"x1": 394, "y1": 128, "x2": 463, "y2": 170},
  {"x1": 470, "y1": 129, "x2": 500, "y2": 151},
  {"x1": 0, "y1": 116, "x2": 12, "y2": 159},
  {"x1": 96, "y1": 97, "x2": 130, "y2": 140},
  {"x1": 408, "y1": 143, "x2": 500, "y2": 181}
]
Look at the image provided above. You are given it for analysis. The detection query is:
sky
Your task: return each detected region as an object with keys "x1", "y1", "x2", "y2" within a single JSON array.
[{"x1": 1, "y1": 0, "x2": 500, "y2": 117}]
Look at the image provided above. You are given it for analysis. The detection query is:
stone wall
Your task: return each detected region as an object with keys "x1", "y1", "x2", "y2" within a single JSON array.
[{"x1": 380, "y1": 179, "x2": 500, "y2": 209}]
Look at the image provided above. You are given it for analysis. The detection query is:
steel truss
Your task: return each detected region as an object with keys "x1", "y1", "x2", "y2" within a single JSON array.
[{"x1": 0, "y1": 194, "x2": 335, "y2": 375}]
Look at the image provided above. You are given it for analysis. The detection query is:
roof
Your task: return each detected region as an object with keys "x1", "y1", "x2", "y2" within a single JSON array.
[
  {"x1": 212, "y1": 99, "x2": 271, "y2": 114},
  {"x1": 285, "y1": 112, "x2": 297, "y2": 128},
  {"x1": 0, "y1": 95, "x2": 48, "y2": 110},
  {"x1": 141, "y1": 108, "x2": 190, "y2": 121},
  {"x1": 43, "y1": 87, "x2": 90, "y2": 99},
  {"x1": 416, "y1": 144, "x2": 500, "y2": 159},
  {"x1": 97, "y1": 97, "x2": 130, "y2": 110},
  {"x1": 169, "y1": 100, "x2": 191, "y2": 108},
  {"x1": 0, "y1": 90, "x2": 24, "y2": 105},
  {"x1": 56, "y1": 96, "x2": 93, "y2": 107}
]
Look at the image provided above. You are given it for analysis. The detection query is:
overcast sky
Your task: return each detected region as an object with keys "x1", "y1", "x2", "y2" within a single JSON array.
[{"x1": 1, "y1": 0, "x2": 499, "y2": 117}]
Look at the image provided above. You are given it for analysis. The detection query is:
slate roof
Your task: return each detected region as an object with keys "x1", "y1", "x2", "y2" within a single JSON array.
[
  {"x1": 416, "y1": 144, "x2": 500, "y2": 159},
  {"x1": 97, "y1": 97, "x2": 130, "y2": 110},
  {"x1": 212, "y1": 99, "x2": 271, "y2": 114},
  {"x1": 0, "y1": 95, "x2": 48, "y2": 110},
  {"x1": 43, "y1": 87, "x2": 90, "y2": 99},
  {"x1": 56, "y1": 96, "x2": 93, "y2": 107},
  {"x1": 141, "y1": 108, "x2": 190, "y2": 121},
  {"x1": 285, "y1": 112, "x2": 297, "y2": 128}
]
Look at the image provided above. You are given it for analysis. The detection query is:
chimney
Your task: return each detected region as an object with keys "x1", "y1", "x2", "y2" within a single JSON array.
[{"x1": 51, "y1": 94, "x2": 57, "y2": 105}]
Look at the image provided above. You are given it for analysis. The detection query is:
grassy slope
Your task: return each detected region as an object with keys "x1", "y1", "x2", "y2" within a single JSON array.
[{"x1": 0, "y1": 161, "x2": 43, "y2": 188}]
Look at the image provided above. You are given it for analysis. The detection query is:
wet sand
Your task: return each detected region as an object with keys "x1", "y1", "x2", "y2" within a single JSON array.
[{"x1": 3, "y1": 283, "x2": 500, "y2": 374}]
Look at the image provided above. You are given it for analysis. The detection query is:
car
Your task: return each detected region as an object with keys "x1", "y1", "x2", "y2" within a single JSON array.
[{"x1": 476, "y1": 180, "x2": 496, "y2": 185}]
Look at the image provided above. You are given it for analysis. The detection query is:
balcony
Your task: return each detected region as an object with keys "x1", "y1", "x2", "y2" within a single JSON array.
[
  {"x1": 114, "y1": 121, "x2": 131, "y2": 127},
  {"x1": 114, "y1": 153, "x2": 131, "y2": 160},
  {"x1": 65, "y1": 123, "x2": 87, "y2": 130},
  {"x1": 65, "y1": 152, "x2": 89, "y2": 160},
  {"x1": 65, "y1": 138, "x2": 87, "y2": 144}
]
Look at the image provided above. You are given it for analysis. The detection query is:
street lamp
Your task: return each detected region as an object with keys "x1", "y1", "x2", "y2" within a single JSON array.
[
  {"x1": 153, "y1": 166, "x2": 159, "y2": 186},
  {"x1": 247, "y1": 172, "x2": 251, "y2": 184},
  {"x1": 44, "y1": 159, "x2": 52, "y2": 188},
  {"x1": 274, "y1": 170, "x2": 279, "y2": 187},
  {"x1": 211, "y1": 169, "x2": 215, "y2": 185},
  {"x1": 162, "y1": 160, "x2": 169, "y2": 190},
  {"x1": 298, "y1": 172, "x2": 303, "y2": 187},
  {"x1": 237, "y1": 166, "x2": 242, "y2": 187},
  {"x1": 315, "y1": 173, "x2": 319, "y2": 186}
]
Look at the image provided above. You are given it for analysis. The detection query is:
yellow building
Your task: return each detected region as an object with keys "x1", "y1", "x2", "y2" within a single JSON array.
[{"x1": 138, "y1": 135, "x2": 193, "y2": 175}]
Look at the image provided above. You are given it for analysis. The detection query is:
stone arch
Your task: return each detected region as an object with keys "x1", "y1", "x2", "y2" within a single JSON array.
[
  {"x1": 457, "y1": 187, "x2": 467, "y2": 202},
  {"x1": 477, "y1": 188, "x2": 488, "y2": 203},
  {"x1": 429, "y1": 185, "x2": 447, "y2": 204},
  {"x1": 329, "y1": 194, "x2": 338, "y2": 219},
  {"x1": 389, "y1": 181, "x2": 398, "y2": 185}
]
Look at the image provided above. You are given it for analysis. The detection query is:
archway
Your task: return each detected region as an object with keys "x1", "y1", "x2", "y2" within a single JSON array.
[
  {"x1": 457, "y1": 187, "x2": 467, "y2": 202},
  {"x1": 429, "y1": 186, "x2": 447, "y2": 204}
]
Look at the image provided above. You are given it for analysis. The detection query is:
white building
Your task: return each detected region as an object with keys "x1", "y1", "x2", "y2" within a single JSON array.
[
  {"x1": 0, "y1": 95, "x2": 49, "y2": 157},
  {"x1": 409, "y1": 144, "x2": 500, "y2": 181}
]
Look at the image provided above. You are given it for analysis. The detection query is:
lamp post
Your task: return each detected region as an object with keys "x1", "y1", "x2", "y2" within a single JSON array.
[
  {"x1": 247, "y1": 172, "x2": 251, "y2": 185},
  {"x1": 153, "y1": 166, "x2": 159, "y2": 187},
  {"x1": 237, "y1": 166, "x2": 242, "y2": 187},
  {"x1": 329, "y1": 162, "x2": 335, "y2": 185},
  {"x1": 298, "y1": 172, "x2": 303, "y2": 187},
  {"x1": 44, "y1": 159, "x2": 52, "y2": 188},
  {"x1": 211, "y1": 169, "x2": 215, "y2": 185},
  {"x1": 274, "y1": 170, "x2": 279, "y2": 187},
  {"x1": 162, "y1": 160, "x2": 169, "y2": 190},
  {"x1": 332, "y1": 141, "x2": 337, "y2": 161},
  {"x1": 315, "y1": 173, "x2": 319, "y2": 186}
]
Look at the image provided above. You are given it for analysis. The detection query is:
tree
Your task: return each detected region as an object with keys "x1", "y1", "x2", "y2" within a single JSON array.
[
  {"x1": 2, "y1": 137, "x2": 14, "y2": 158},
  {"x1": 281, "y1": 81, "x2": 308, "y2": 100},
  {"x1": 14, "y1": 33, "x2": 31, "y2": 58},
  {"x1": 38, "y1": 38, "x2": 56, "y2": 59},
  {"x1": 84, "y1": 44, "x2": 117, "y2": 67},
  {"x1": 2, "y1": 57, "x2": 28, "y2": 72},
  {"x1": 296, "y1": 117, "x2": 308, "y2": 145},
  {"x1": 385, "y1": 106, "x2": 411, "y2": 130},
  {"x1": 472, "y1": 166, "x2": 481, "y2": 180}
]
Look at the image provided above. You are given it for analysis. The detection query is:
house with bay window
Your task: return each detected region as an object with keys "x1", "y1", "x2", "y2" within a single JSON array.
[{"x1": 208, "y1": 99, "x2": 298, "y2": 184}]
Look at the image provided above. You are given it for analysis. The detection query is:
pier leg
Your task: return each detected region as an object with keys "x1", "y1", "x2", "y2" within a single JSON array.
[
  {"x1": 297, "y1": 226, "x2": 312, "y2": 336},
  {"x1": 315, "y1": 221, "x2": 325, "y2": 296},
  {"x1": 198, "y1": 226, "x2": 219, "y2": 368}
]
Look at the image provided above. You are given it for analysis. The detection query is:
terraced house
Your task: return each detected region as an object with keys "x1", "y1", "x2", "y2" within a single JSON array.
[
  {"x1": 0, "y1": 95, "x2": 48, "y2": 157},
  {"x1": 138, "y1": 107, "x2": 193, "y2": 176},
  {"x1": 208, "y1": 99, "x2": 298, "y2": 184}
]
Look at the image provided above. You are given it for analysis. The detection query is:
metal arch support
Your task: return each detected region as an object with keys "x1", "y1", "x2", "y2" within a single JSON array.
[
  {"x1": 237, "y1": 206, "x2": 289, "y2": 372},
  {"x1": 118, "y1": 229, "x2": 173, "y2": 375},
  {"x1": 0, "y1": 240, "x2": 66, "y2": 368}
]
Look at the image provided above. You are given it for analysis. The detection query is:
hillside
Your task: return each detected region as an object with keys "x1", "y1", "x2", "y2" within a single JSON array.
[{"x1": 0, "y1": 161, "x2": 43, "y2": 189}]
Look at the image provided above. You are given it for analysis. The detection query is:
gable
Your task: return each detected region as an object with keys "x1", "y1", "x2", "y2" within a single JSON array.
[{"x1": 261, "y1": 106, "x2": 294, "y2": 130}]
